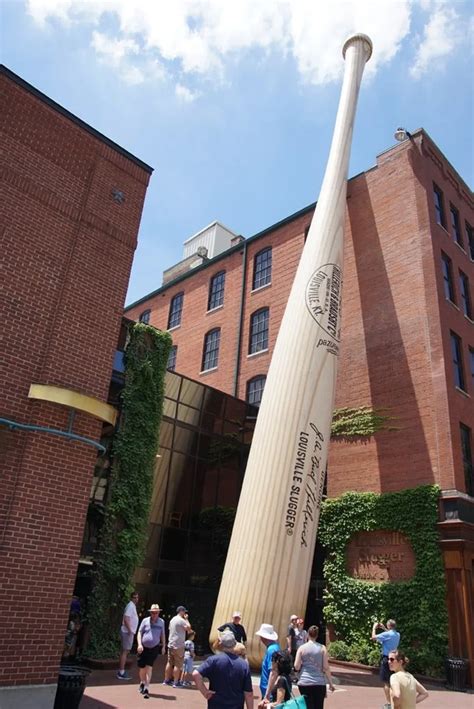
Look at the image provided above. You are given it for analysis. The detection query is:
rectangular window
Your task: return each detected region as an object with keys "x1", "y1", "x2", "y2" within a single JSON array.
[
  {"x1": 202, "y1": 329, "x2": 220, "y2": 371},
  {"x1": 246, "y1": 375, "x2": 266, "y2": 407},
  {"x1": 450, "y1": 204, "x2": 463, "y2": 247},
  {"x1": 441, "y1": 252, "x2": 456, "y2": 303},
  {"x1": 168, "y1": 292, "x2": 184, "y2": 329},
  {"x1": 450, "y1": 331, "x2": 466, "y2": 391},
  {"x1": 459, "y1": 270, "x2": 472, "y2": 319},
  {"x1": 460, "y1": 423, "x2": 473, "y2": 496},
  {"x1": 208, "y1": 271, "x2": 226, "y2": 310},
  {"x1": 466, "y1": 222, "x2": 474, "y2": 260},
  {"x1": 167, "y1": 345, "x2": 177, "y2": 372},
  {"x1": 470, "y1": 347, "x2": 474, "y2": 388},
  {"x1": 139, "y1": 309, "x2": 151, "y2": 324},
  {"x1": 253, "y1": 247, "x2": 272, "y2": 290},
  {"x1": 433, "y1": 184, "x2": 446, "y2": 228},
  {"x1": 249, "y1": 308, "x2": 269, "y2": 354}
]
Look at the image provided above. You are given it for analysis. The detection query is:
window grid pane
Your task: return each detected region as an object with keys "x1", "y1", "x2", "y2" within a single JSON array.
[
  {"x1": 460, "y1": 424, "x2": 473, "y2": 496},
  {"x1": 208, "y1": 271, "x2": 226, "y2": 310},
  {"x1": 441, "y1": 252, "x2": 455, "y2": 302},
  {"x1": 202, "y1": 329, "x2": 220, "y2": 371},
  {"x1": 450, "y1": 331, "x2": 465, "y2": 390},
  {"x1": 459, "y1": 271, "x2": 472, "y2": 318},
  {"x1": 246, "y1": 376, "x2": 266, "y2": 407},
  {"x1": 249, "y1": 308, "x2": 269, "y2": 354},
  {"x1": 253, "y1": 248, "x2": 272, "y2": 290},
  {"x1": 139, "y1": 309, "x2": 151, "y2": 324},
  {"x1": 433, "y1": 184, "x2": 445, "y2": 227},
  {"x1": 168, "y1": 293, "x2": 184, "y2": 329},
  {"x1": 167, "y1": 345, "x2": 177, "y2": 372},
  {"x1": 450, "y1": 204, "x2": 463, "y2": 247},
  {"x1": 466, "y1": 222, "x2": 474, "y2": 260}
]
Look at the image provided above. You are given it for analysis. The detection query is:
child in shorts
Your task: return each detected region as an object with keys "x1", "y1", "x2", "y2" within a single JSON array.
[{"x1": 181, "y1": 631, "x2": 195, "y2": 687}]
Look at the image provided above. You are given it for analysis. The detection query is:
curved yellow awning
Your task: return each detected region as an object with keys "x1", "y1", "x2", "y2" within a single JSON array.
[{"x1": 28, "y1": 384, "x2": 117, "y2": 426}]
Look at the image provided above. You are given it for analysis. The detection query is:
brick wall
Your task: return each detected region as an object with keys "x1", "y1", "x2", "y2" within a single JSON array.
[
  {"x1": 126, "y1": 131, "x2": 473, "y2": 501},
  {"x1": 0, "y1": 69, "x2": 151, "y2": 686}
]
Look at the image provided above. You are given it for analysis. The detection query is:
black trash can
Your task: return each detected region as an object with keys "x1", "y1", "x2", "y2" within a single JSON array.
[
  {"x1": 445, "y1": 657, "x2": 469, "y2": 692},
  {"x1": 54, "y1": 665, "x2": 91, "y2": 709}
]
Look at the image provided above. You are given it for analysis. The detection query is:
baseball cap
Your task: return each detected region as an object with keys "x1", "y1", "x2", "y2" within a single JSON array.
[{"x1": 177, "y1": 605, "x2": 188, "y2": 613}]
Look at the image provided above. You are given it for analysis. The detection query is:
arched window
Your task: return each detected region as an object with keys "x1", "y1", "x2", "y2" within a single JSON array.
[
  {"x1": 168, "y1": 292, "x2": 184, "y2": 329},
  {"x1": 138, "y1": 309, "x2": 151, "y2": 324},
  {"x1": 208, "y1": 270, "x2": 226, "y2": 310},
  {"x1": 202, "y1": 328, "x2": 221, "y2": 371},
  {"x1": 246, "y1": 375, "x2": 266, "y2": 407},
  {"x1": 252, "y1": 247, "x2": 272, "y2": 290},
  {"x1": 167, "y1": 345, "x2": 177, "y2": 372},
  {"x1": 249, "y1": 308, "x2": 269, "y2": 354}
]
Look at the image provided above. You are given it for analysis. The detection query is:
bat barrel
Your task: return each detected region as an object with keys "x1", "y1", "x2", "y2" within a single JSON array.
[{"x1": 211, "y1": 34, "x2": 372, "y2": 669}]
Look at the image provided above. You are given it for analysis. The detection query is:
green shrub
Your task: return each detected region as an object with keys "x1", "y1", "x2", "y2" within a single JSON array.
[{"x1": 328, "y1": 640, "x2": 351, "y2": 661}]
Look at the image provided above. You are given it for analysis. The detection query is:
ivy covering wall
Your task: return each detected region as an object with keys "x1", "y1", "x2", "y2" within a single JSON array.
[
  {"x1": 86, "y1": 323, "x2": 172, "y2": 659},
  {"x1": 318, "y1": 485, "x2": 448, "y2": 676}
]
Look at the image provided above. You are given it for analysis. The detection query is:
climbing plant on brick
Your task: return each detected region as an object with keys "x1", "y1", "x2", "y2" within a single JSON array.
[
  {"x1": 86, "y1": 323, "x2": 172, "y2": 659},
  {"x1": 319, "y1": 485, "x2": 448, "y2": 677}
]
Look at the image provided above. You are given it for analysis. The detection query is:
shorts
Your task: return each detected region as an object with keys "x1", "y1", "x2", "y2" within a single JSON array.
[
  {"x1": 120, "y1": 630, "x2": 134, "y2": 651},
  {"x1": 167, "y1": 646, "x2": 185, "y2": 670},
  {"x1": 137, "y1": 645, "x2": 161, "y2": 668},
  {"x1": 183, "y1": 656, "x2": 193, "y2": 674},
  {"x1": 379, "y1": 655, "x2": 392, "y2": 683}
]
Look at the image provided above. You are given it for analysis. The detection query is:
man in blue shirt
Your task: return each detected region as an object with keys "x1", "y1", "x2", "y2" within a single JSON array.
[
  {"x1": 193, "y1": 630, "x2": 253, "y2": 708},
  {"x1": 255, "y1": 623, "x2": 280, "y2": 698},
  {"x1": 371, "y1": 619, "x2": 400, "y2": 709}
]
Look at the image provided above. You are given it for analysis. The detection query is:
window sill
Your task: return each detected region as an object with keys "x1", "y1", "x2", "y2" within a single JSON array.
[
  {"x1": 207, "y1": 304, "x2": 224, "y2": 315},
  {"x1": 247, "y1": 348, "x2": 269, "y2": 359},
  {"x1": 446, "y1": 299, "x2": 459, "y2": 311},
  {"x1": 453, "y1": 240, "x2": 467, "y2": 255},
  {"x1": 251, "y1": 282, "x2": 272, "y2": 294},
  {"x1": 200, "y1": 366, "x2": 218, "y2": 375},
  {"x1": 455, "y1": 386, "x2": 470, "y2": 398},
  {"x1": 436, "y1": 223, "x2": 450, "y2": 237},
  {"x1": 167, "y1": 324, "x2": 181, "y2": 333},
  {"x1": 464, "y1": 314, "x2": 474, "y2": 324}
]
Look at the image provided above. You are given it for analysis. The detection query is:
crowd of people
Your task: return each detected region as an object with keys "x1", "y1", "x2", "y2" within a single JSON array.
[{"x1": 116, "y1": 592, "x2": 429, "y2": 708}]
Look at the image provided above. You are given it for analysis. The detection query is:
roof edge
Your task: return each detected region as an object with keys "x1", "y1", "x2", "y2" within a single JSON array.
[{"x1": 0, "y1": 64, "x2": 153, "y2": 175}]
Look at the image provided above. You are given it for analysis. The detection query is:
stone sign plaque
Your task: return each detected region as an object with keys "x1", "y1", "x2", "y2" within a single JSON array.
[{"x1": 346, "y1": 530, "x2": 416, "y2": 583}]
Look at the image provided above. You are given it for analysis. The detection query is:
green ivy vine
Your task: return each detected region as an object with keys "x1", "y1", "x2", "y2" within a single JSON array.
[
  {"x1": 86, "y1": 323, "x2": 172, "y2": 659},
  {"x1": 318, "y1": 485, "x2": 448, "y2": 677},
  {"x1": 331, "y1": 407, "x2": 395, "y2": 439}
]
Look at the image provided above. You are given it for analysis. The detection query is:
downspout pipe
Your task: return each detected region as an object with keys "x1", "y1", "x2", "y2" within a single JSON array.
[{"x1": 233, "y1": 239, "x2": 248, "y2": 397}]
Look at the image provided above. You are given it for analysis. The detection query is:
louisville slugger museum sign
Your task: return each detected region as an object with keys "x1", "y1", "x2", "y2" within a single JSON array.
[{"x1": 346, "y1": 530, "x2": 416, "y2": 583}]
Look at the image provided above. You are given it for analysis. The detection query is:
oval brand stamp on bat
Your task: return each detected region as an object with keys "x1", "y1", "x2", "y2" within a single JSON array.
[{"x1": 305, "y1": 264, "x2": 342, "y2": 350}]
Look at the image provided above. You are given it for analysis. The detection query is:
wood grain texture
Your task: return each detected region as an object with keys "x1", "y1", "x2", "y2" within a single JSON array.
[{"x1": 211, "y1": 34, "x2": 372, "y2": 667}]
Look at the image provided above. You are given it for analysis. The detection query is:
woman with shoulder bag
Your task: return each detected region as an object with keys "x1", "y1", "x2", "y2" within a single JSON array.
[
  {"x1": 259, "y1": 650, "x2": 293, "y2": 707},
  {"x1": 294, "y1": 626, "x2": 335, "y2": 709}
]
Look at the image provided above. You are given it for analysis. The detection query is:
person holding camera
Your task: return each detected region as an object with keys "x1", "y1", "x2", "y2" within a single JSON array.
[{"x1": 371, "y1": 618, "x2": 400, "y2": 709}]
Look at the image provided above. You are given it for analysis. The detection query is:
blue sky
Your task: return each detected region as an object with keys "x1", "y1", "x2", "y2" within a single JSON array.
[{"x1": 2, "y1": 0, "x2": 473, "y2": 305}]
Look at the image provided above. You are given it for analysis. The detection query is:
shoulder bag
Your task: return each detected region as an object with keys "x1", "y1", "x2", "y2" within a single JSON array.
[{"x1": 275, "y1": 677, "x2": 307, "y2": 709}]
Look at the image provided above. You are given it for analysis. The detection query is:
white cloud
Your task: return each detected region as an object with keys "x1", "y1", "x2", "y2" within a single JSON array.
[
  {"x1": 410, "y1": 3, "x2": 460, "y2": 78},
  {"x1": 26, "y1": 0, "x2": 469, "y2": 91},
  {"x1": 175, "y1": 84, "x2": 200, "y2": 102}
]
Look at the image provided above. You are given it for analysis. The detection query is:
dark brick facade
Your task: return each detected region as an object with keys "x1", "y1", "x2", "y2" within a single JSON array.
[{"x1": 0, "y1": 67, "x2": 151, "y2": 687}]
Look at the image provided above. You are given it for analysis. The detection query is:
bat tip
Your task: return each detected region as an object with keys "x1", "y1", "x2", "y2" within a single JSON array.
[{"x1": 342, "y1": 34, "x2": 373, "y2": 62}]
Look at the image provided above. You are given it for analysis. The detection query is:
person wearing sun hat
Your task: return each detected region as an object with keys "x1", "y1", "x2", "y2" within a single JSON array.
[
  {"x1": 255, "y1": 623, "x2": 280, "y2": 698},
  {"x1": 217, "y1": 610, "x2": 247, "y2": 644},
  {"x1": 137, "y1": 604, "x2": 166, "y2": 699}
]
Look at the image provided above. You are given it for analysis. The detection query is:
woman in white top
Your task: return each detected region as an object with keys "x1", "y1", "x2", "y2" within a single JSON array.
[
  {"x1": 388, "y1": 650, "x2": 428, "y2": 708},
  {"x1": 294, "y1": 625, "x2": 335, "y2": 709}
]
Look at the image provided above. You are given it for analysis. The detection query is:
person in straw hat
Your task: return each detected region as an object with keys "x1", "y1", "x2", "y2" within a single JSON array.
[
  {"x1": 193, "y1": 629, "x2": 253, "y2": 708},
  {"x1": 255, "y1": 623, "x2": 280, "y2": 699},
  {"x1": 136, "y1": 604, "x2": 166, "y2": 700}
]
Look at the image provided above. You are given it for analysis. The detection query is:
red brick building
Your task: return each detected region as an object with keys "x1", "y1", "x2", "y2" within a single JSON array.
[
  {"x1": 126, "y1": 130, "x2": 473, "y2": 678},
  {"x1": 0, "y1": 66, "x2": 152, "y2": 705}
]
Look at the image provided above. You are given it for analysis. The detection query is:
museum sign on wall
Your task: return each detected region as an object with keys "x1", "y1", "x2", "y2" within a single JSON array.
[{"x1": 346, "y1": 530, "x2": 416, "y2": 582}]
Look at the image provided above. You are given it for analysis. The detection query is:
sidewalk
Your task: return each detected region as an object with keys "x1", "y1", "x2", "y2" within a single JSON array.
[{"x1": 81, "y1": 659, "x2": 473, "y2": 708}]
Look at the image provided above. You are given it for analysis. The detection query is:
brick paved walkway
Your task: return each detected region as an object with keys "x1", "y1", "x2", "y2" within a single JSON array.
[{"x1": 81, "y1": 660, "x2": 472, "y2": 708}]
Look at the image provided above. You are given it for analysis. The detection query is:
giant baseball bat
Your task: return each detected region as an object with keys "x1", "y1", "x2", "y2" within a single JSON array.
[{"x1": 210, "y1": 34, "x2": 372, "y2": 667}]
